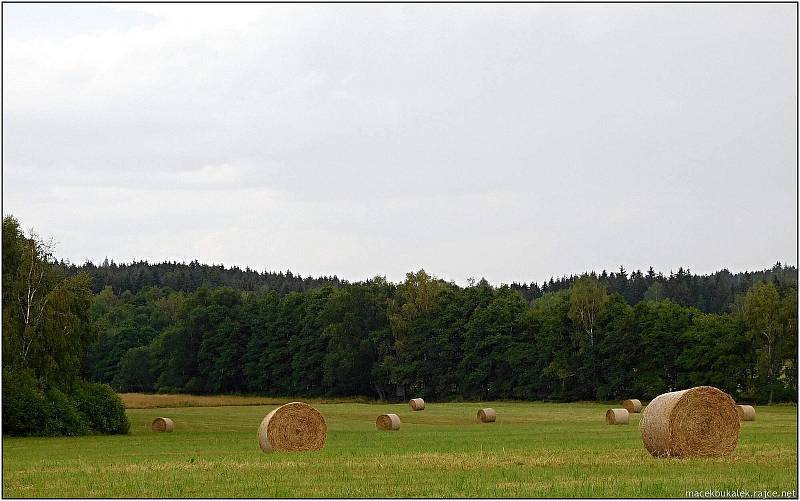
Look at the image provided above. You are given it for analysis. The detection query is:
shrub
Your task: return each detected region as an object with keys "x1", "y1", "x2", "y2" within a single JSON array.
[
  {"x1": 3, "y1": 371, "x2": 129, "y2": 436},
  {"x1": 2, "y1": 369, "x2": 49, "y2": 436},
  {"x1": 44, "y1": 387, "x2": 88, "y2": 436},
  {"x1": 73, "y1": 382, "x2": 130, "y2": 434}
]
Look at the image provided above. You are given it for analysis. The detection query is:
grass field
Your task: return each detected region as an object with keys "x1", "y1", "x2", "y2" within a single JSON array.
[{"x1": 3, "y1": 398, "x2": 796, "y2": 498}]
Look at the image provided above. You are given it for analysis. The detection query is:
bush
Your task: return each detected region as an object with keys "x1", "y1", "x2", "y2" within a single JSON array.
[
  {"x1": 3, "y1": 370, "x2": 91, "y2": 436},
  {"x1": 44, "y1": 387, "x2": 88, "y2": 436},
  {"x1": 2, "y1": 369, "x2": 49, "y2": 436},
  {"x1": 72, "y1": 382, "x2": 130, "y2": 435},
  {"x1": 3, "y1": 370, "x2": 129, "y2": 436}
]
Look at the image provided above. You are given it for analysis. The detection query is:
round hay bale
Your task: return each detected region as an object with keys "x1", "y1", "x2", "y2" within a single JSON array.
[
  {"x1": 477, "y1": 408, "x2": 496, "y2": 423},
  {"x1": 257, "y1": 402, "x2": 327, "y2": 453},
  {"x1": 409, "y1": 398, "x2": 425, "y2": 411},
  {"x1": 606, "y1": 408, "x2": 629, "y2": 425},
  {"x1": 151, "y1": 417, "x2": 174, "y2": 432},
  {"x1": 736, "y1": 405, "x2": 756, "y2": 421},
  {"x1": 640, "y1": 386, "x2": 740, "y2": 458},
  {"x1": 622, "y1": 399, "x2": 643, "y2": 413},
  {"x1": 376, "y1": 413, "x2": 401, "y2": 431}
]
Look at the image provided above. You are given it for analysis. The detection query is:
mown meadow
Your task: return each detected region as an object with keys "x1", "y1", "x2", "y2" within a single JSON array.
[{"x1": 3, "y1": 398, "x2": 796, "y2": 498}]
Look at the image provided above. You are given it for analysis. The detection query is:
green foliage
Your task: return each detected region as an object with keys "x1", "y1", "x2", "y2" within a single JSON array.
[
  {"x1": 568, "y1": 276, "x2": 609, "y2": 347},
  {"x1": 510, "y1": 264, "x2": 797, "y2": 314},
  {"x1": 44, "y1": 387, "x2": 89, "y2": 436},
  {"x1": 2, "y1": 217, "x2": 129, "y2": 437},
  {"x1": 743, "y1": 281, "x2": 797, "y2": 403},
  {"x1": 2, "y1": 369, "x2": 50, "y2": 436},
  {"x1": 2, "y1": 216, "x2": 96, "y2": 385},
  {"x1": 78, "y1": 267, "x2": 798, "y2": 404},
  {"x1": 112, "y1": 346, "x2": 157, "y2": 392},
  {"x1": 2, "y1": 369, "x2": 125, "y2": 437},
  {"x1": 567, "y1": 277, "x2": 610, "y2": 395},
  {"x1": 6, "y1": 215, "x2": 797, "y2": 407},
  {"x1": 676, "y1": 313, "x2": 752, "y2": 398},
  {"x1": 594, "y1": 295, "x2": 635, "y2": 400},
  {"x1": 84, "y1": 286, "x2": 173, "y2": 386},
  {"x1": 197, "y1": 288, "x2": 248, "y2": 393},
  {"x1": 629, "y1": 300, "x2": 697, "y2": 398},
  {"x1": 57, "y1": 259, "x2": 345, "y2": 295},
  {"x1": 460, "y1": 286, "x2": 529, "y2": 400},
  {"x1": 72, "y1": 382, "x2": 130, "y2": 435}
]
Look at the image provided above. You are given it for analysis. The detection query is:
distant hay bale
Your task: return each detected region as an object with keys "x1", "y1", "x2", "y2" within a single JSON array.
[
  {"x1": 257, "y1": 402, "x2": 327, "y2": 453},
  {"x1": 151, "y1": 417, "x2": 174, "y2": 432},
  {"x1": 606, "y1": 408, "x2": 629, "y2": 425},
  {"x1": 477, "y1": 408, "x2": 496, "y2": 423},
  {"x1": 622, "y1": 399, "x2": 643, "y2": 413},
  {"x1": 409, "y1": 398, "x2": 425, "y2": 411},
  {"x1": 376, "y1": 413, "x2": 401, "y2": 431},
  {"x1": 737, "y1": 405, "x2": 756, "y2": 421},
  {"x1": 640, "y1": 386, "x2": 740, "y2": 458}
]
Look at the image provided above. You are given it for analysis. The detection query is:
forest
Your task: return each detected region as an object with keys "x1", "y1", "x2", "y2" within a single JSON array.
[
  {"x1": 58, "y1": 257, "x2": 791, "y2": 316},
  {"x1": 80, "y1": 257, "x2": 797, "y2": 404},
  {"x1": 3, "y1": 214, "x2": 798, "y2": 431}
]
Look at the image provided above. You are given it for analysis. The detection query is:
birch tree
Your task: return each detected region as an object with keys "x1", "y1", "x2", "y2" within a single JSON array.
[
  {"x1": 743, "y1": 281, "x2": 793, "y2": 404},
  {"x1": 2, "y1": 216, "x2": 95, "y2": 383}
]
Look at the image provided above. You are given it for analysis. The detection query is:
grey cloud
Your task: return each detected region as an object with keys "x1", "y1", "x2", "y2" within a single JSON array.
[{"x1": 3, "y1": 4, "x2": 795, "y2": 284}]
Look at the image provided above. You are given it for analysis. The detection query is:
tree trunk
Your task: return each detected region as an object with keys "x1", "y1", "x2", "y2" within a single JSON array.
[
  {"x1": 374, "y1": 382, "x2": 385, "y2": 401},
  {"x1": 587, "y1": 327, "x2": 597, "y2": 396}
]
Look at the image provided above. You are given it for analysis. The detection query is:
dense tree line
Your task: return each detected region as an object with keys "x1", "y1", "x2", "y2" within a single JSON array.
[
  {"x1": 58, "y1": 259, "x2": 345, "y2": 295},
  {"x1": 60, "y1": 258, "x2": 795, "y2": 318},
  {"x1": 85, "y1": 270, "x2": 797, "y2": 404},
  {"x1": 5, "y1": 215, "x2": 796, "y2": 411},
  {"x1": 2, "y1": 216, "x2": 128, "y2": 436},
  {"x1": 510, "y1": 264, "x2": 797, "y2": 314}
]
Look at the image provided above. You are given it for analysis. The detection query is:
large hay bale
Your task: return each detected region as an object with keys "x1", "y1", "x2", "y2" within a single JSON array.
[
  {"x1": 376, "y1": 413, "x2": 401, "y2": 431},
  {"x1": 640, "y1": 386, "x2": 740, "y2": 457},
  {"x1": 151, "y1": 417, "x2": 174, "y2": 432},
  {"x1": 409, "y1": 398, "x2": 425, "y2": 411},
  {"x1": 477, "y1": 408, "x2": 496, "y2": 423},
  {"x1": 622, "y1": 399, "x2": 643, "y2": 413},
  {"x1": 736, "y1": 405, "x2": 756, "y2": 421},
  {"x1": 257, "y1": 402, "x2": 327, "y2": 453},
  {"x1": 606, "y1": 408, "x2": 629, "y2": 425}
]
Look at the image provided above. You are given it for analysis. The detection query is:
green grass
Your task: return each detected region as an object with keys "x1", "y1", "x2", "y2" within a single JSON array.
[{"x1": 3, "y1": 402, "x2": 796, "y2": 498}]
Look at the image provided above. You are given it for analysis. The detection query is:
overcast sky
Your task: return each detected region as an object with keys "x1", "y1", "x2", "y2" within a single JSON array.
[{"x1": 3, "y1": 3, "x2": 796, "y2": 285}]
